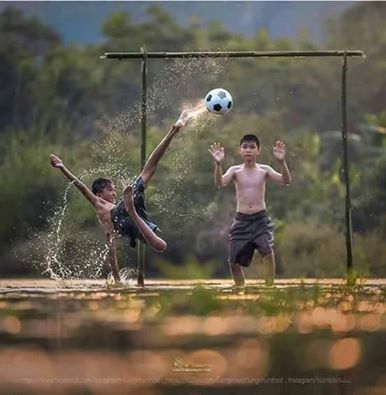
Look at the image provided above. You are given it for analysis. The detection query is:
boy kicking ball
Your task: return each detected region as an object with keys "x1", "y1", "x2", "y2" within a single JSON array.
[
  {"x1": 50, "y1": 110, "x2": 191, "y2": 285},
  {"x1": 209, "y1": 134, "x2": 291, "y2": 286}
]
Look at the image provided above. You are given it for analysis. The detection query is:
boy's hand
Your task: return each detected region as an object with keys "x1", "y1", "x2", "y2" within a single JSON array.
[
  {"x1": 50, "y1": 154, "x2": 64, "y2": 168},
  {"x1": 209, "y1": 143, "x2": 225, "y2": 163},
  {"x1": 273, "y1": 141, "x2": 286, "y2": 161}
]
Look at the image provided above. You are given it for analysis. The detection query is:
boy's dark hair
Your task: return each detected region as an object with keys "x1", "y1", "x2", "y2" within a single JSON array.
[
  {"x1": 240, "y1": 134, "x2": 260, "y2": 148},
  {"x1": 91, "y1": 178, "x2": 112, "y2": 195}
]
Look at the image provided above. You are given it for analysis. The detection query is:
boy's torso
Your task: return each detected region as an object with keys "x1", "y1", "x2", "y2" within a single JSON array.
[
  {"x1": 93, "y1": 177, "x2": 146, "y2": 237},
  {"x1": 95, "y1": 200, "x2": 115, "y2": 235},
  {"x1": 233, "y1": 163, "x2": 269, "y2": 214}
]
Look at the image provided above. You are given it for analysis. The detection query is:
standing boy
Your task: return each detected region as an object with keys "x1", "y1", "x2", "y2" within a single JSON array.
[{"x1": 209, "y1": 134, "x2": 291, "y2": 286}]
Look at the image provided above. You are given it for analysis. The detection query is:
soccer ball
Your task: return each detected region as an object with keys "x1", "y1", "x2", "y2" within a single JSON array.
[{"x1": 205, "y1": 88, "x2": 233, "y2": 115}]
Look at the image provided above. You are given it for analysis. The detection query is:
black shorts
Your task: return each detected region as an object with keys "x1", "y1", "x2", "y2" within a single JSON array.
[
  {"x1": 110, "y1": 176, "x2": 158, "y2": 248},
  {"x1": 228, "y1": 210, "x2": 274, "y2": 267}
]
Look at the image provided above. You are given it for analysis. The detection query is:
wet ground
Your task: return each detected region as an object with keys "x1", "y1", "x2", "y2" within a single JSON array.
[{"x1": 0, "y1": 278, "x2": 385, "y2": 395}]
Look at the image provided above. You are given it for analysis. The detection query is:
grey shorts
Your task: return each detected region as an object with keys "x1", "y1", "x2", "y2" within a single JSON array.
[{"x1": 228, "y1": 210, "x2": 274, "y2": 267}]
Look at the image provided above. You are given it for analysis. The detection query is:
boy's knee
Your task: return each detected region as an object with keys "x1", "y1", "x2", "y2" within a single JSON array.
[
  {"x1": 262, "y1": 251, "x2": 274, "y2": 261},
  {"x1": 123, "y1": 185, "x2": 132, "y2": 195},
  {"x1": 154, "y1": 240, "x2": 167, "y2": 253}
]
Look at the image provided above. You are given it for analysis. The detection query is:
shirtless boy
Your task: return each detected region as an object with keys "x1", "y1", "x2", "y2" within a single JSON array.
[
  {"x1": 50, "y1": 111, "x2": 190, "y2": 284},
  {"x1": 209, "y1": 134, "x2": 291, "y2": 286}
]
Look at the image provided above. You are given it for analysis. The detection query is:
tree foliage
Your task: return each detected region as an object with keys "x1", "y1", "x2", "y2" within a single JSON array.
[{"x1": 1, "y1": 3, "x2": 385, "y2": 277}]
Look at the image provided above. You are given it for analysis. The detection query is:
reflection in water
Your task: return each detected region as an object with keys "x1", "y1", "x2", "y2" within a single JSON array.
[{"x1": 0, "y1": 279, "x2": 385, "y2": 394}]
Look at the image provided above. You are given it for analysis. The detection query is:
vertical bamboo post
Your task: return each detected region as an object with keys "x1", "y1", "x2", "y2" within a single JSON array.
[
  {"x1": 137, "y1": 46, "x2": 148, "y2": 287},
  {"x1": 341, "y1": 50, "x2": 354, "y2": 273}
]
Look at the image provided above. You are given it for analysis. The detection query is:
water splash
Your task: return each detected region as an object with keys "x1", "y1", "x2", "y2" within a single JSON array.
[
  {"x1": 107, "y1": 267, "x2": 138, "y2": 287},
  {"x1": 35, "y1": 54, "x2": 231, "y2": 281},
  {"x1": 39, "y1": 169, "x2": 118, "y2": 280},
  {"x1": 101, "y1": 55, "x2": 230, "y2": 134},
  {"x1": 42, "y1": 182, "x2": 72, "y2": 280}
]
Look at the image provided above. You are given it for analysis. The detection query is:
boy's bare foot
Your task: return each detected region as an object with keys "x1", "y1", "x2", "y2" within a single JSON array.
[
  {"x1": 231, "y1": 284, "x2": 246, "y2": 293},
  {"x1": 123, "y1": 184, "x2": 135, "y2": 214},
  {"x1": 264, "y1": 278, "x2": 274, "y2": 286},
  {"x1": 106, "y1": 276, "x2": 122, "y2": 287},
  {"x1": 175, "y1": 109, "x2": 191, "y2": 129},
  {"x1": 137, "y1": 273, "x2": 145, "y2": 288}
]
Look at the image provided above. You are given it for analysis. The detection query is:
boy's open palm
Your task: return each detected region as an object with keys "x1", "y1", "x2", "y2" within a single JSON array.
[
  {"x1": 209, "y1": 143, "x2": 225, "y2": 163},
  {"x1": 273, "y1": 141, "x2": 286, "y2": 161},
  {"x1": 50, "y1": 154, "x2": 64, "y2": 168}
]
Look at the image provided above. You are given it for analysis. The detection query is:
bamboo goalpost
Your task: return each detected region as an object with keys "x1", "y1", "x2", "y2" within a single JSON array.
[{"x1": 101, "y1": 49, "x2": 365, "y2": 286}]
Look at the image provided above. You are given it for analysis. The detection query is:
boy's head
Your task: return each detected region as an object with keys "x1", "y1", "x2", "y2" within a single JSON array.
[
  {"x1": 239, "y1": 134, "x2": 261, "y2": 160},
  {"x1": 91, "y1": 178, "x2": 116, "y2": 203}
]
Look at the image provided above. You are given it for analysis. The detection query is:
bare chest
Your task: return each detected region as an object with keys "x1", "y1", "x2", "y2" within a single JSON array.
[
  {"x1": 95, "y1": 202, "x2": 115, "y2": 230},
  {"x1": 234, "y1": 167, "x2": 267, "y2": 189}
]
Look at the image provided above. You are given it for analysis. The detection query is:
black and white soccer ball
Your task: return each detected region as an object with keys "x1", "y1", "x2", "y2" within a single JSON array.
[{"x1": 205, "y1": 88, "x2": 233, "y2": 115}]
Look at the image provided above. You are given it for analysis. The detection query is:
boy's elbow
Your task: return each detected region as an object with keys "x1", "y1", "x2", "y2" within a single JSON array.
[
  {"x1": 214, "y1": 179, "x2": 223, "y2": 188},
  {"x1": 281, "y1": 176, "x2": 291, "y2": 186}
]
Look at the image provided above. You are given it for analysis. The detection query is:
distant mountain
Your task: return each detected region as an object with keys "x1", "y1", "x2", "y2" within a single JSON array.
[{"x1": 0, "y1": 1, "x2": 355, "y2": 44}]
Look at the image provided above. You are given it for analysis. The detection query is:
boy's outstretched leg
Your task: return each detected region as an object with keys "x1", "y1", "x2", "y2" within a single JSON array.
[
  {"x1": 140, "y1": 111, "x2": 189, "y2": 186},
  {"x1": 123, "y1": 185, "x2": 167, "y2": 252}
]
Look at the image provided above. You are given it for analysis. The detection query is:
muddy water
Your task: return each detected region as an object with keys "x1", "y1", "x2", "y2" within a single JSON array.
[{"x1": 0, "y1": 279, "x2": 385, "y2": 395}]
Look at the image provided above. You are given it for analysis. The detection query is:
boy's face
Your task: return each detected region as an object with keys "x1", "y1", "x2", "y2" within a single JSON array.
[
  {"x1": 98, "y1": 183, "x2": 117, "y2": 204},
  {"x1": 239, "y1": 140, "x2": 260, "y2": 161}
]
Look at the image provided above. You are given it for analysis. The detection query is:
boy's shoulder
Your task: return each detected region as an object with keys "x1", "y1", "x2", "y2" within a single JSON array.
[
  {"x1": 96, "y1": 197, "x2": 115, "y2": 211},
  {"x1": 257, "y1": 163, "x2": 274, "y2": 171},
  {"x1": 228, "y1": 164, "x2": 244, "y2": 173}
]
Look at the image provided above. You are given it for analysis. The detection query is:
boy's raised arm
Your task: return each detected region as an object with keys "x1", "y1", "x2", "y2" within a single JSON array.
[
  {"x1": 209, "y1": 143, "x2": 234, "y2": 187},
  {"x1": 272, "y1": 141, "x2": 291, "y2": 185},
  {"x1": 209, "y1": 143, "x2": 224, "y2": 186},
  {"x1": 49, "y1": 154, "x2": 99, "y2": 206}
]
